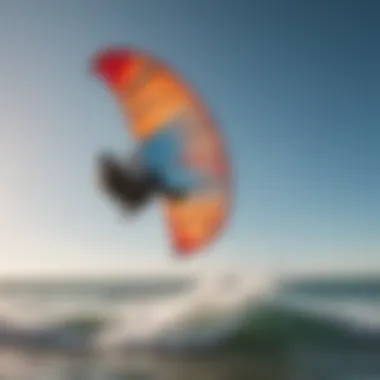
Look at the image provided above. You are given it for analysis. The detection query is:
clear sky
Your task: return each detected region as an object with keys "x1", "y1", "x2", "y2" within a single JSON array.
[{"x1": 0, "y1": 0, "x2": 378, "y2": 276}]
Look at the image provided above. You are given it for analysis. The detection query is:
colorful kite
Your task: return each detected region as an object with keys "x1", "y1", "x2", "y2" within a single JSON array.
[{"x1": 91, "y1": 47, "x2": 231, "y2": 257}]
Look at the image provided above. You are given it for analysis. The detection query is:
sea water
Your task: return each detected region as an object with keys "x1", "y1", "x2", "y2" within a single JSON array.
[{"x1": 1, "y1": 275, "x2": 380, "y2": 379}]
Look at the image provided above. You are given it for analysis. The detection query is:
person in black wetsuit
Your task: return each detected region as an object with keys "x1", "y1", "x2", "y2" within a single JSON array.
[
  {"x1": 97, "y1": 127, "x2": 208, "y2": 213},
  {"x1": 98, "y1": 153, "x2": 161, "y2": 211}
]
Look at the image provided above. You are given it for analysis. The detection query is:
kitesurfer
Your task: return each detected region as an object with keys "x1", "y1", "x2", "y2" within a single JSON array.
[{"x1": 98, "y1": 126, "x2": 207, "y2": 211}]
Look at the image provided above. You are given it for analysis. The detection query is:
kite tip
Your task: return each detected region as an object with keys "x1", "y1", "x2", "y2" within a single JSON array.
[{"x1": 91, "y1": 46, "x2": 134, "y2": 87}]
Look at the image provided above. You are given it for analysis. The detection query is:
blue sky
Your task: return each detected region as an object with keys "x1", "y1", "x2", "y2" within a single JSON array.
[{"x1": 0, "y1": 0, "x2": 378, "y2": 275}]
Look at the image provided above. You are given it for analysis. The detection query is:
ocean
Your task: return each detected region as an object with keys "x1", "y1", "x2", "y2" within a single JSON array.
[
  {"x1": 1, "y1": 348, "x2": 380, "y2": 380},
  {"x1": 0, "y1": 273, "x2": 379, "y2": 379}
]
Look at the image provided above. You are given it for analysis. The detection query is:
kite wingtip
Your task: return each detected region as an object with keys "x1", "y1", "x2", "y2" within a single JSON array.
[
  {"x1": 172, "y1": 237, "x2": 204, "y2": 259},
  {"x1": 90, "y1": 46, "x2": 134, "y2": 87}
]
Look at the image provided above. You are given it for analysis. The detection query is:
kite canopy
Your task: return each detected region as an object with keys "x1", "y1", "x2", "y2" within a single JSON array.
[{"x1": 92, "y1": 47, "x2": 231, "y2": 257}]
